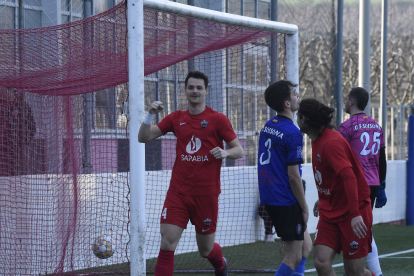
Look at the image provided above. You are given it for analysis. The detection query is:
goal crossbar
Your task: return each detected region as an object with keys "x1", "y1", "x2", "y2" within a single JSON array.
[{"x1": 143, "y1": 0, "x2": 298, "y2": 34}]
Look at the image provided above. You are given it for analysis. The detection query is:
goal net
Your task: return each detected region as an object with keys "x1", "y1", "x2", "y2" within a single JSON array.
[{"x1": 0, "y1": 0, "x2": 297, "y2": 274}]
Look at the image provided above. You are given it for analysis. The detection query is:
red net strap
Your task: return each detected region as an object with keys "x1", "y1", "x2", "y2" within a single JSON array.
[
  {"x1": 0, "y1": 2, "x2": 274, "y2": 96},
  {"x1": 143, "y1": 8, "x2": 272, "y2": 76}
]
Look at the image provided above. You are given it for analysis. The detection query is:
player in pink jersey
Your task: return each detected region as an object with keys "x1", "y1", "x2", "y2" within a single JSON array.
[
  {"x1": 297, "y1": 98, "x2": 375, "y2": 276},
  {"x1": 138, "y1": 71, "x2": 244, "y2": 276},
  {"x1": 339, "y1": 87, "x2": 387, "y2": 276}
]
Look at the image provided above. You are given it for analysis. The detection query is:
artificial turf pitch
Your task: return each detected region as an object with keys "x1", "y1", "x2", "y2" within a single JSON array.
[
  {"x1": 61, "y1": 224, "x2": 414, "y2": 275},
  {"x1": 175, "y1": 224, "x2": 414, "y2": 276}
]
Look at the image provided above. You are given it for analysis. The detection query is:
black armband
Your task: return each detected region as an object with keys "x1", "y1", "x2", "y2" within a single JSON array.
[{"x1": 379, "y1": 147, "x2": 387, "y2": 184}]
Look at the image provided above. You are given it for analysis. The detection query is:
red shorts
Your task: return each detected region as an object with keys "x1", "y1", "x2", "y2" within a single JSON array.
[
  {"x1": 314, "y1": 205, "x2": 373, "y2": 259},
  {"x1": 160, "y1": 189, "x2": 218, "y2": 235}
]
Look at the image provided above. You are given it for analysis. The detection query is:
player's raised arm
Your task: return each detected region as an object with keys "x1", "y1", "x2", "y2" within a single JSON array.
[
  {"x1": 210, "y1": 138, "x2": 244, "y2": 160},
  {"x1": 138, "y1": 101, "x2": 164, "y2": 143}
]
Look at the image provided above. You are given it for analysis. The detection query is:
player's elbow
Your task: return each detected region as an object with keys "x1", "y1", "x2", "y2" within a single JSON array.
[
  {"x1": 237, "y1": 147, "x2": 244, "y2": 159},
  {"x1": 233, "y1": 146, "x2": 244, "y2": 159},
  {"x1": 138, "y1": 133, "x2": 149, "y2": 143},
  {"x1": 288, "y1": 174, "x2": 301, "y2": 187},
  {"x1": 226, "y1": 145, "x2": 244, "y2": 159}
]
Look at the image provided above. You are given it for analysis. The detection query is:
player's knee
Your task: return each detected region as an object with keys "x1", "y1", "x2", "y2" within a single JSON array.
[
  {"x1": 198, "y1": 244, "x2": 214, "y2": 257},
  {"x1": 302, "y1": 245, "x2": 312, "y2": 259},
  {"x1": 199, "y1": 246, "x2": 213, "y2": 257},
  {"x1": 283, "y1": 251, "x2": 302, "y2": 269},
  {"x1": 302, "y1": 239, "x2": 313, "y2": 258},
  {"x1": 198, "y1": 249, "x2": 210, "y2": 258},
  {"x1": 160, "y1": 237, "x2": 178, "y2": 251},
  {"x1": 293, "y1": 255, "x2": 302, "y2": 269},
  {"x1": 314, "y1": 255, "x2": 330, "y2": 273}
]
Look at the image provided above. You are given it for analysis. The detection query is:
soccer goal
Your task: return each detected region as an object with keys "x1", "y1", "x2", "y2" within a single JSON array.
[
  {"x1": 0, "y1": 0, "x2": 298, "y2": 275},
  {"x1": 128, "y1": 0, "x2": 298, "y2": 275}
]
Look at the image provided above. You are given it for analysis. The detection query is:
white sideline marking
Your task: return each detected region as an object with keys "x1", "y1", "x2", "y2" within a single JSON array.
[
  {"x1": 304, "y1": 248, "x2": 414, "y2": 272},
  {"x1": 378, "y1": 248, "x2": 414, "y2": 258},
  {"x1": 385, "y1": 257, "x2": 414, "y2": 258}
]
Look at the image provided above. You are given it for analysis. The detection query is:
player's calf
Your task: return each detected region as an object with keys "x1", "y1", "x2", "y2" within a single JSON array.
[
  {"x1": 215, "y1": 257, "x2": 228, "y2": 276},
  {"x1": 313, "y1": 244, "x2": 336, "y2": 276},
  {"x1": 203, "y1": 242, "x2": 226, "y2": 275},
  {"x1": 154, "y1": 249, "x2": 174, "y2": 276},
  {"x1": 343, "y1": 256, "x2": 373, "y2": 276}
]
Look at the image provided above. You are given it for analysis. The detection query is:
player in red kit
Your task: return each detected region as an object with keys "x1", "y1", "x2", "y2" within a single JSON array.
[
  {"x1": 138, "y1": 71, "x2": 244, "y2": 276},
  {"x1": 297, "y1": 98, "x2": 375, "y2": 276}
]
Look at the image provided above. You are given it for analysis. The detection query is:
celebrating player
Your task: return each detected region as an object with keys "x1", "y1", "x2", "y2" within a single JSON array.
[
  {"x1": 297, "y1": 98, "x2": 375, "y2": 276},
  {"x1": 339, "y1": 87, "x2": 387, "y2": 276},
  {"x1": 258, "y1": 80, "x2": 312, "y2": 276},
  {"x1": 138, "y1": 71, "x2": 244, "y2": 276}
]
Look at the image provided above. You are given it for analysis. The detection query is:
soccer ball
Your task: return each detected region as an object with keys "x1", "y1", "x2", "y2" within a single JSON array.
[{"x1": 92, "y1": 235, "x2": 116, "y2": 259}]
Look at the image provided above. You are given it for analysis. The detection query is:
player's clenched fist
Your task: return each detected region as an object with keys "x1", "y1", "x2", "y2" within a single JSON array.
[
  {"x1": 149, "y1": 101, "x2": 164, "y2": 114},
  {"x1": 210, "y1": 147, "x2": 228, "y2": 160}
]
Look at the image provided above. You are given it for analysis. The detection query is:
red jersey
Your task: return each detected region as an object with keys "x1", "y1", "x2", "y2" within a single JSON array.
[
  {"x1": 311, "y1": 128, "x2": 371, "y2": 222},
  {"x1": 157, "y1": 106, "x2": 237, "y2": 196}
]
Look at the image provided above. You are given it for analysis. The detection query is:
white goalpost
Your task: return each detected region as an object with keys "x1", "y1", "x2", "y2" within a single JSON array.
[
  {"x1": 128, "y1": 1, "x2": 146, "y2": 275},
  {"x1": 127, "y1": 0, "x2": 298, "y2": 275}
]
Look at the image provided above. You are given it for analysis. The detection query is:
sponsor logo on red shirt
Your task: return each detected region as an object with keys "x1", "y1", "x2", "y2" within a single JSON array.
[{"x1": 182, "y1": 135, "x2": 209, "y2": 162}]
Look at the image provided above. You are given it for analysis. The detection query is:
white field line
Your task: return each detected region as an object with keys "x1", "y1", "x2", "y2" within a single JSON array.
[
  {"x1": 385, "y1": 257, "x2": 414, "y2": 258},
  {"x1": 378, "y1": 248, "x2": 414, "y2": 258},
  {"x1": 304, "y1": 248, "x2": 414, "y2": 272}
]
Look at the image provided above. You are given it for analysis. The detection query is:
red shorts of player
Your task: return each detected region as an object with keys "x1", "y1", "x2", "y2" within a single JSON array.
[
  {"x1": 314, "y1": 204, "x2": 372, "y2": 260},
  {"x1": 160, "y1": 189, "x2": 218, "y2": 235}
]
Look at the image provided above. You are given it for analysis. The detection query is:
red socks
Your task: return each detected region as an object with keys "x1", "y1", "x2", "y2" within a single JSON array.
[
  {"x1": 155, "y1": 244, "x2": 225, "y2": 275},
  {"x1": 205, "y1": 243, "x2": 225, "y2": 273},
  {"x1": 154, "y1": 249, "x2": 174, "y2": 276}
]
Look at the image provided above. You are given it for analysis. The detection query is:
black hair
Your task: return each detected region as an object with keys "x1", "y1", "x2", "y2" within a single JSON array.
[
  {"x1": 348, "y1": 87, "x2": 369, "y2": 111},
  {"x1": 264, "y1": 80, "x2": 297, "y2": 112},
  {"x1": 298, "y1": 98, "x2": 336, "y2": 130},
  {"x1": 185, "y1": 71, "x2": 209, "y2": 89}
]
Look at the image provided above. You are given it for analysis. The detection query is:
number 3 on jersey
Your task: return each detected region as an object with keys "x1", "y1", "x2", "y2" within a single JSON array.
[
  {"x1": 360, "y1": 131, "x2": 381, "y2": 156},
  {"x1": 260, "y1": 138, "x2": 272, "y2": 165},
  {"x1": 162, "y1": 208, "x2": 167, "y2": 219}
]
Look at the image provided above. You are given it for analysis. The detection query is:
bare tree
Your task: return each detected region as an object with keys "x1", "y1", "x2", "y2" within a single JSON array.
[{"x1": 297, "y1": 1, "x2": 414, "y2": 107}]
